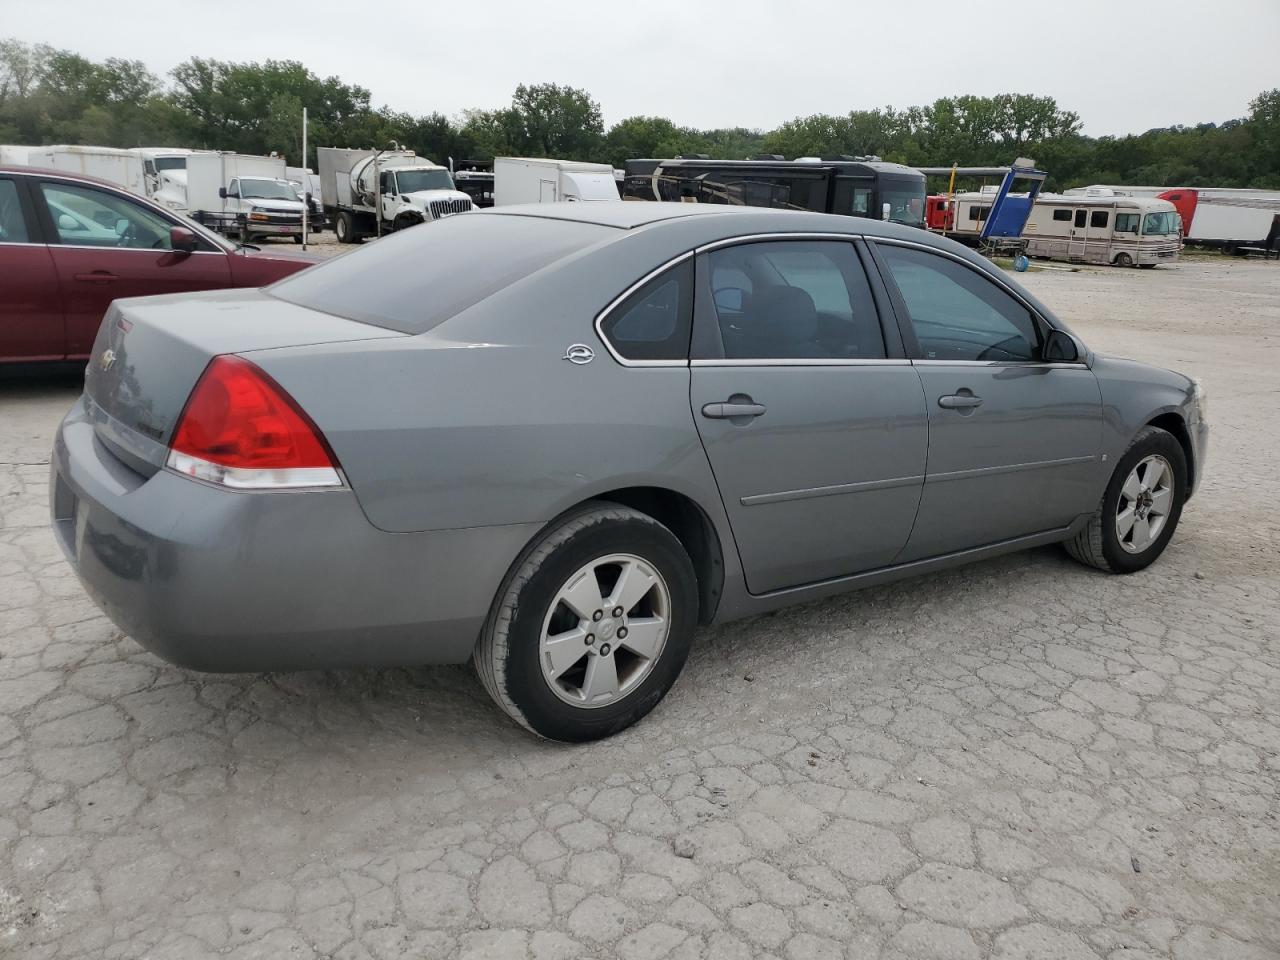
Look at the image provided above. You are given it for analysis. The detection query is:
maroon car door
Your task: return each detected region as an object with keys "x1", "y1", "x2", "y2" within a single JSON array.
[
  {"x1": 35, "y1": 178, "x2": 232, "y2": 359},
  {"x1": 0, "y1": 176, "x2": 64, "y2": 361}
]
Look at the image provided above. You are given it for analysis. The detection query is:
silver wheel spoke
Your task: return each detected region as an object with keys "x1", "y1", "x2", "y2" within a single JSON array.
[
  {"x1": 559, "y1": 570, "x2": 604, "y2": 621},
  {"x1": 544, "y1": 627, "x2": 588, "y2": 679},
  {"x1": 581, "y1": 652, "x2": 620, "y2": 702},
  {"x1": 1116, "y1": 506, "x2": 1136, "y2": 538},
  {"x1": 1142, "y1": 459, "x2": 1166, "y2": 492},
  {"x1": 1121, "y1": 472, "x2": 1142, "y2": 502},
  {"x1": 1131, "y1": 514, "x2": 1151, "y2": 549},
  {"x1": 608, "y1": 559, "x2": 658, "y2": 615},
  {"x1": 1149, "y1": 488, "x2": 1173, "y2": 517},
  {"x1": 619, "y1": 617, "x2": 665, "y2": 660}
]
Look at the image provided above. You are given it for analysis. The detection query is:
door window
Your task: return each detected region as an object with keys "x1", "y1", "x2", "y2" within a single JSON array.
[
  {"x1": 40, "y1": 182, "x2": 176, "y2": 250},
  {"x1": 0, "y1": 180, "x2": 30, "y2": 243},
  {"x1": 598, "y1": 259, "x2": 693, "y2": 361},
  {"x1": 877, "y1": 244, "x2": 1041, "y2": 362},
  {"x1": 1074, "y1": 209, "x2": 1087, "y2": 228},
  {"x1": 704, "y1": 241, "x2": 884, "y2": 360}
]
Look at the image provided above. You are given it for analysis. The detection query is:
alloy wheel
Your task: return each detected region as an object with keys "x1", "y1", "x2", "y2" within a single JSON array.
[{"x1": 1117, "y1": 454, "x2": 1174, "y2": 554}]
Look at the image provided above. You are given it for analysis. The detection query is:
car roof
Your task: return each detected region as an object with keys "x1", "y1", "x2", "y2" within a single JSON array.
[{"x1": 477, "y1": 201, "x2": 778, "y2": 230}]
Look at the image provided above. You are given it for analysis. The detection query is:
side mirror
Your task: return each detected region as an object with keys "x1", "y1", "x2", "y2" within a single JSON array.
[
  {"x1": 881, "y1": 202, "x2": 891, "y2": 221},
  {"x1": 114, "y1": 218, "x2": 130, "y2": 237},
  {"x1": 218, "y1": 187, "x2": 227, "y2": 199},
  {"x1": 1043, "y1": 329, "x2": 1080, "y2": 363},
  {"x1": 170, "y1": 226, "x2": 197, "y2": 253}
]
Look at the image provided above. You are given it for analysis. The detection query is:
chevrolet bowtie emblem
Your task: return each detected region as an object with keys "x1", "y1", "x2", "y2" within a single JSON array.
[{"x1": 99, "y1": 349, "x2": 117, "y2": 372}]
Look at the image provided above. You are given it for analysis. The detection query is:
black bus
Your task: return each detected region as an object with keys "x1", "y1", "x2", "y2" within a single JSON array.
[{"x1": 621, "y1": 156, "x2": 927, "y2": 228}]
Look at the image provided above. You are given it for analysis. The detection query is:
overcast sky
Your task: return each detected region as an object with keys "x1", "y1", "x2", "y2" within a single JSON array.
[{"x1": 6, "y1": 0, "x2": 1277, "y2": 136}]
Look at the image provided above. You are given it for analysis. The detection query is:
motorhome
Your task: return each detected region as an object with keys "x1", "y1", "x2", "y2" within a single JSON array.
[
  {"x1": 623, "y1": 156, "x2": 927, "y2": 227},
  {"x1": 493, "y1": 157, "x2": 619, "y2": 205},
  {"x1": 1022, "y1": 194, "x2": 1181, "y2": 267}
]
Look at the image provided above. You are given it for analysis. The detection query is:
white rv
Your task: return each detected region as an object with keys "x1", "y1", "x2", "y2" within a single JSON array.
[
  {"x1": 1022, "y1": 194, "x2": 1181, "y2": 267},
  {"x1": 493, "y1": 157, "x2": 620, "y2": 206}
]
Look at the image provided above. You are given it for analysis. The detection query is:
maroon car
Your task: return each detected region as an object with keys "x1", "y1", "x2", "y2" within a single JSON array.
[{"x1": 0, "y1": 166, "x2": 316, "y2": 364}]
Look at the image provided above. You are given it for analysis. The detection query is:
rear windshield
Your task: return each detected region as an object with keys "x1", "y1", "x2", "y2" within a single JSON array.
[{"x1": 268, "y1": 213, "x2": 613, "y2": 333}]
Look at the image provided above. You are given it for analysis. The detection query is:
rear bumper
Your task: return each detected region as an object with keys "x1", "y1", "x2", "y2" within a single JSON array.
[{"x1": 50, "y1": 398, "x2": 537, "y2": 672}]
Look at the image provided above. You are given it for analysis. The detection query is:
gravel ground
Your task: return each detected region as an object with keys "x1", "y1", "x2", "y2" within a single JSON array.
[{"x1": 1, "y1": 257, "x2": 1277, "y2": 960}]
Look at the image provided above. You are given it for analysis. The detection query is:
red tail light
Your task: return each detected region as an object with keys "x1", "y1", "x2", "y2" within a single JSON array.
[{"x1": 166, "y1": 355, "x2": 343, "y2": 489}]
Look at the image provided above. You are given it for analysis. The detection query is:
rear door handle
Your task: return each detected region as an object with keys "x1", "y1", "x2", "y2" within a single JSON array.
[
  {"x1": 938, "y1": 393, "x2": 983, "y2": 409},
  {"x1": 73, "y1": 272, "x2": 118, "y2": 284},
  {"x1": 701, "y1": 400, "x2": 767, "y2": 420}
]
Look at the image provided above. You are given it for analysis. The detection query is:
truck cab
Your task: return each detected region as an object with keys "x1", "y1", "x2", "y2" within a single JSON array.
[
  {"x1": 376, "y1": 164, "x2": 473, "y2": 228},
  {"x1": 219, "y1": 176, "x2": 307, "y2": 242}
]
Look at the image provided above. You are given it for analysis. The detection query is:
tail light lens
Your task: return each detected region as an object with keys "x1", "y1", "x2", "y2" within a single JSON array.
[{"x1": 166, "y1": 355, "x2": 343, "y2": 490}]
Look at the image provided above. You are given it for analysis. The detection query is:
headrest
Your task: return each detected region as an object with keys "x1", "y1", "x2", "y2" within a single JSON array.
[{"x1": 745, "y1": 285, "x2": 818, "y2": 343}]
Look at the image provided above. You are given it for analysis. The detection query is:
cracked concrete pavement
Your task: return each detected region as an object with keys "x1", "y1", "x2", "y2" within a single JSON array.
[{"x1": 1, "y1": 257, "x2": 1278, "y2": 959}]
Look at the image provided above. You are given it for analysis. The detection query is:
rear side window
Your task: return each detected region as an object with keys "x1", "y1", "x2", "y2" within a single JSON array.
[
  {"x1": 599, "y1": 259, "x2": 692, "y2": 361},
  {"x1": 270, "y1": 213, "x2": 612, "y2": 333},
  {"x1": 0, "y1": 180, "x2": 29, "y2": 243}
]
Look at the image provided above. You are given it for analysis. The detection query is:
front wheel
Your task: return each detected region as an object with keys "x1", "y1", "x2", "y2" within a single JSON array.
[
  {"x1": 475, "y1": 503, "x2": 698, "y2": 741},
  {"x1": 1064, "y1": 425, "x2": 1187, "y2": 573},
  {"x1": 1114, "y1": 252, "x2": 1134, "y2": 268},
  {"x1": 335, "y1": 211, "x2": 359, "y2": 244}
]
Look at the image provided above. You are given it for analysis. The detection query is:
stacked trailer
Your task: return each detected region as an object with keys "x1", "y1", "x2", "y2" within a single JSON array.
[
  {"x1": 921, "y1": 161, "x2": 1047, "y2": 254},
  {"x1": 1157, "y1": 188, "x2": 1280, "y2": 254}
]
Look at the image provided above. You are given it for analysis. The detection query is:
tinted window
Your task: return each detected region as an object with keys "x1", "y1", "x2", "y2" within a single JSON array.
[
  {"x1": 270, "y1": 213, "x2": 612, "y2": 333},
  {"x1": 1090, "y1": 210, "x2": 1109, "y2": 228},
  {"x1": 599, "y1": 259, "x2": 692, "y2": 361},
  {"x1": 878, "y1": 244, "x2": 1040, "y2": 362},
  {"x1": 0, "y1": 180, "x2": 29, "y2": 243},
  {"x1": 705, "y1": 241, "x2": 884, "y2": 360},
  {"x1": 41, "y1": 182, "x2": 176, "y2": 249},
  {"x1": 1052, "y1": 209, "x2": 1072, "y2": 222},
  {"x1": 1074, "y1": 209, "x2": 1087, "y2": 228}
]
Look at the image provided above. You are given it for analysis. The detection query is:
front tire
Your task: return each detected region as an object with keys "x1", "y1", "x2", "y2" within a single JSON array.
[
  {"x1": 475, "y1": 503, "x2": 698, "y2": 742},
  {"x1": 1064, "y1": 426, "x2": 1187, "y2": 573},
  {"x1": 1114, "y1": 252, "x2": 1134, "y2": 268},
  {"x1": 336, "y1": 211, "x2": 358, "y2": 244}
]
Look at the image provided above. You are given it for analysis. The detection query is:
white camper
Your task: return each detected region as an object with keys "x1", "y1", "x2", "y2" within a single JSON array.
[
  {"x1": 493, "y1": 157, "x2": 620, "y2": 206},
  {"x1": 185, "y1": 153, "x2": 306, "y2": 242},
  {"x1": 29, "y1": 145, "x2": 147, "y2": 196},
  {"x1": 1022, "y1": 193, "x2": 1181, "y2": 267}
]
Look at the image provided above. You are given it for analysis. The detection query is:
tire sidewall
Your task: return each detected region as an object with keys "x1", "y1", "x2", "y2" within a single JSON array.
[
  {"x1": 503, "y1": 517, "x2": 697, "y2": 742},
  {"x1": 1100, "y1": 429, "x2": 1187, "y2": 573}
]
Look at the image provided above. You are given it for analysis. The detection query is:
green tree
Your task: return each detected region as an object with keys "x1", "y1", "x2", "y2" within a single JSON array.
[{"x1": 509, "y1": 83, "x2": 604, "y2": 157}]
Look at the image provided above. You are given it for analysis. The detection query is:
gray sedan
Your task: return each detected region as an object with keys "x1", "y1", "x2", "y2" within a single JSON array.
[{"x1": 51, "y1": 203, "x2": 1208, "y2": 741}]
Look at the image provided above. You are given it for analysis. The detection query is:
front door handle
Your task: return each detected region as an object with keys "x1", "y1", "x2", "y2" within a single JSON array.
[
  {"x1": 938, "y1": 393, "x2": 983, "y2": 409},
  {"x1": 73, "y1": 271, "x2": 118, "y2": 284},
  {"x1": 702, "y1": 399, "x2": 767, "y2": 420}
]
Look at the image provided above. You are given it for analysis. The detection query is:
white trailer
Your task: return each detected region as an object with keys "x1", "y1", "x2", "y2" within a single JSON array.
[
  {"x1": 185, "y1": 152, "x2": 307, "y2": 242},
  {"x1": 29, "y1": 145, "x2": 147, "y2": 196},
  {"x1": 0, "y1": 145, "x2": 36, "y2": 166},
  {"x1": 1157, "y1": 188, "x2": 1280, "y2": 252},
  {"x1": 317, "y1": 147, "x2": 473, "y2": 244},
  {"x1": 493, "y1": 157, "x2": 620, "y2": 206}
]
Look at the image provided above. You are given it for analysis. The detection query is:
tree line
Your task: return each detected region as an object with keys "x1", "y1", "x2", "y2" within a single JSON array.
[{"x1": 2, "y1": 38, "x2": 1277, "y2": 191}]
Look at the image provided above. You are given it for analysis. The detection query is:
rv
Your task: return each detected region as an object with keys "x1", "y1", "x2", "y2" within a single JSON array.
[
  {"x1": 624, "y1": 157, "x2": 927, "y2": 227},
  {"x1": 1022, "y1": 194, "x2": 1181, "y2": 267}
]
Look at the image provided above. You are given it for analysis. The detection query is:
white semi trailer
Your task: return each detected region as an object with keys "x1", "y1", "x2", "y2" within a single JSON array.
[
  {"x1": 28, "y1": 145, "x2": 147, "y2": 196},
  {"x1": 317, "y1": 147, "x2": 473, "y2": 243},
  {"x1": 493, "y1": 157, "x2": 620, "y2": 205}
]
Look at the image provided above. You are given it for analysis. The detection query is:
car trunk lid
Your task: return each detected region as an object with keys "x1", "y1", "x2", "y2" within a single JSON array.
[{"x1": 85, "y1": 287, "x2": 403, "y2": 476}]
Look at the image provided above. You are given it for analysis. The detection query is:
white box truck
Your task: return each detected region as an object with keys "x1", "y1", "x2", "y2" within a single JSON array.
[
  {"x1": 29, "y1": 145, "x2": 147, "y2": 196},
  {"x1": 1, "y1": 145, "x2": 36, "y2": 166},
  {"x1": 185, "y1": 152, "x2": 307, "y2": 243},
  {"x1": 317, "y1": 147, "x2": 473, "y2": 244},
  {"x1": 493, "y1": 157, "x2": 620, "y2": 206}
]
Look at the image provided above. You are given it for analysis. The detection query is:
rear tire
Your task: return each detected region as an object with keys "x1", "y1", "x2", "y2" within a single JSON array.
[
  {"x1": 475, "y1": 503, "x2": 698, "y2": 742},
  {"x1": 1064, "y1": 426, "x2": 1187, "y2": 574}
]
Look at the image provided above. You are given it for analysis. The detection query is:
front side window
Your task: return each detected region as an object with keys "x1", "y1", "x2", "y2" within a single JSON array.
[
  {"x1": 599, "y1": 259, "x2": 693, "y2": 362},
  {"x1": 0, "y1": 180, "x2": 30, "y2": 243},
  {"x1": 878, "y1": 244, "x2": 1041, "y2": 362},
  {"x1": 1142, "y1": 211, "x2": 1179, "y2": 235},
  {"x1": 40, "y1": 181, "x2": 176, "y2": 250},
  {"x1": 703, "y1": 241, "x2": 884, "y2": 360},
  {"x1": 1115, "y1": 213, "x2": 1139, "y2": 233}
]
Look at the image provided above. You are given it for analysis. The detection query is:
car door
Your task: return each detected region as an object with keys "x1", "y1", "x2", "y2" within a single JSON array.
[
  {"x1": 34, "y1": 178, "x2": 231, "y2": 359},
  {"x1": 0, "y1": 175, "x2": 65, "y2": 361},
  {"x1": 688, "y1": 238, "x2": 929, "y2": 595},
  {"x1": 870, "y1": 240, "x2": 1103, "y2": 561}
]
